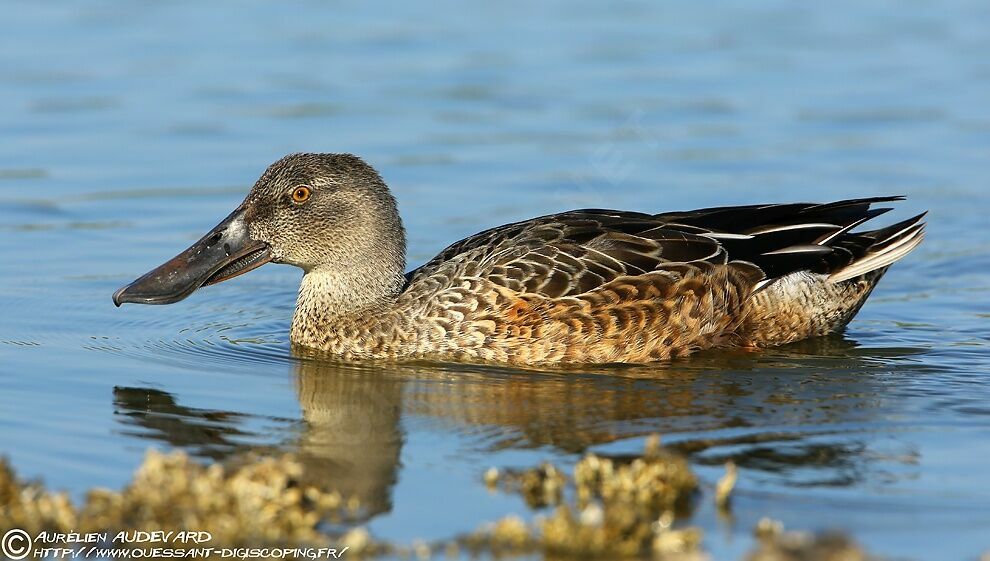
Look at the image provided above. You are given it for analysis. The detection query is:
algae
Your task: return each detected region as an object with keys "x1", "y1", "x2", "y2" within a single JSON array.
[{"x1": 0, "y1": 437, "x2": 873, "y2": 560}]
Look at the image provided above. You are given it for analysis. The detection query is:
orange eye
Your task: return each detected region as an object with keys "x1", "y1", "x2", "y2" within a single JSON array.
[{"x1": 291, "y1": 186, "x2": 311, "y2": 203}]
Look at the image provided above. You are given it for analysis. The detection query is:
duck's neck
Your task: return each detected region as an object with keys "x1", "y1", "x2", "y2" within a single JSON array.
[{"x1": 290, "y1": 263, "x2": 406, "y2": 347}]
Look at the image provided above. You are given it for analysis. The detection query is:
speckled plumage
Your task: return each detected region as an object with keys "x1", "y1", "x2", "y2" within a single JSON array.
[
  {"x1": 117, "y1": 153, "x2": 927, "y2": 366},
  {"x1": 273, "y1": 156, "x2": 925, "y2": 365}
]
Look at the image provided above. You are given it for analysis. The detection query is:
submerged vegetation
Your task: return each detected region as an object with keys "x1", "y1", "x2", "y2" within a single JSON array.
[
  {"x1": 476, "y1": 435, "x2": 700, "y2": 558},
  {"x1": 0, "y1": 451, "x2": 374, "y2": 551},
  {"x1": 0, "y1": 437, "x2": 872, "y2": 560}
]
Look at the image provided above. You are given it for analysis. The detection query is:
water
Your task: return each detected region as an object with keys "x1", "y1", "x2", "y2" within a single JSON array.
[{"x1": 1, "y1": 1, "x2": 989, "y2": 559}]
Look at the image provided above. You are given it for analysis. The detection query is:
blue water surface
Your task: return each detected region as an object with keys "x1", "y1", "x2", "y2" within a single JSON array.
[{"x1": 1, "y1": 1, "x2": 989, "y2": 559}]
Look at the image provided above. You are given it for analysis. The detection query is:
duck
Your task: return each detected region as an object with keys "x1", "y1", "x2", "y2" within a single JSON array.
[{"x1": 113, "y1": 153, "x2": 926, "y2": 366}]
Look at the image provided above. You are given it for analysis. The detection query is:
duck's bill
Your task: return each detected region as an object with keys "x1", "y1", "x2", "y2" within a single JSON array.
[{"x1": 112, "y1": 208, "x2": 271, "y2": 307}]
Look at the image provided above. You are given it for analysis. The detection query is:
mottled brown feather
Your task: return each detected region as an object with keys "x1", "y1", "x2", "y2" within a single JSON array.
[{"x1": 292, "y1": 201, "x2": 924, "y2": 365}]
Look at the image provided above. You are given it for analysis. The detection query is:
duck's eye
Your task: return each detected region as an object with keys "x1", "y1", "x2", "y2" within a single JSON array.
[{"x1": 291, "y1": 186, "x2": 312, "y2": 204}]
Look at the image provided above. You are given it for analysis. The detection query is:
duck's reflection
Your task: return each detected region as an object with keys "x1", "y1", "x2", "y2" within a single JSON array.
[
  {"x1": 292, "y1": 360, "x2": 403, "y2": 518},
  {"x1": 113, "y1": 334, "x2": 925, "y2": 523},
  {"x1": 115, "y1": 364, "x2": 405, "y2": 521},
  {"x1": 113, "y1": 386, "x2": 262, "y2": 460}
]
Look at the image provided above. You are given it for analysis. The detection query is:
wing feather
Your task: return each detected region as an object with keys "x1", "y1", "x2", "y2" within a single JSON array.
[{"x1": 406, "y1": 199, "x2": 924, "y2": 298}]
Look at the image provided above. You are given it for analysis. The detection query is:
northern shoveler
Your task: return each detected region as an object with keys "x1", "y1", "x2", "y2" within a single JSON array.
[{"x1": 113, "y1": 153, "x2": 926, "y2": 365}]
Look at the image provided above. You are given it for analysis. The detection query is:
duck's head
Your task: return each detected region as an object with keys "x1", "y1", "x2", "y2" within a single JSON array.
[{"x1": 113, "y1": 153, "x2": 406, "y2": 307}]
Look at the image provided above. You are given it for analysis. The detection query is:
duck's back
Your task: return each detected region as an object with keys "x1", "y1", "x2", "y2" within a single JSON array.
[{"x1": 386, "y1": 197, "x2": 924, "y2": 365}]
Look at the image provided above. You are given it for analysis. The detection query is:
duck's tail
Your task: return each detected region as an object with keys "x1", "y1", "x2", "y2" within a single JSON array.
[
  {"x1": 827, "y1": 211, "x2": 927, "y2": 283},
  {"x1": 737, "y1": 209, "x2": 926, "y2": 348}
]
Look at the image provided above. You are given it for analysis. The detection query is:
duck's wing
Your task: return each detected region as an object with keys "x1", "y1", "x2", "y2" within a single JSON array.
[
  {"x1": 653, "y1": 196, "x2": 926, "y2": 285},
  {"x1": 406, "y1": 210, "x2": 747, "y2": 299},
  {"x1": 406, "y1": 198, "x2": 925, "y2": 298}
]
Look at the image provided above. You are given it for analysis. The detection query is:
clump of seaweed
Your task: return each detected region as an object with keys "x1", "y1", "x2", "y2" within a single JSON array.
[
  {"x1": 572, "y1": 435, "x2": 698, "y2": 514},
  {"x1": 461, "y1": 515, "x2": 537, "y2": 557},
  {"x1": 81, "y1": 450, "x2": 353, "y2": 547},
  {"x1": 2, "y1": 442, "x2": 877, "y2": 561},
  {"x1": 477, "y1": 435, "x2": 703, "y2": 559},
  {"x1": 539, "y1": 505, "x2": 704, "y2": 559},
  {"x1": 747, "y1": 518, "x2": 869, "y2": 561},
  {"x1": 483, "y1": 463, "x2": 566, "y2": 508},
  {"x1": 1, "y1": 450, "x2": 383, "y2": 551},
  {"x1": 0, "y1": 458, "x2": 77, "y2": 533}
]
